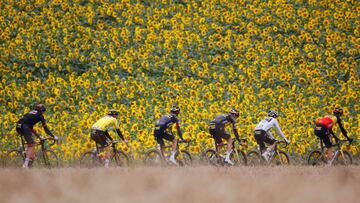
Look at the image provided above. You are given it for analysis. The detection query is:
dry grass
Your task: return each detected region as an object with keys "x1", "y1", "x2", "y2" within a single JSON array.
[{"x1": 0, "y1": 166, "x2": 359, "y2": 203}]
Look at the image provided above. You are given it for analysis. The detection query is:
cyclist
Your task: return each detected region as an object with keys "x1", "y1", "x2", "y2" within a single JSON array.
[
  {"x1": 209, "y1": 108, "x2": 241, "y2": 165},
  {"x1": 91, "y1": 109, "x2": 127, "y2": 168},
  {"x1": 254, "y1": 110, "x2": 290, "y2": 161},
  {"x1": 16, "y1": 103, "x2": 58, "y2": 168},
  {"x1": 154, "y1": 105, "x2": 184, "y2": 165},
  {"x1": 314, "y1": 107, "x2": 353, "y2": 163}
]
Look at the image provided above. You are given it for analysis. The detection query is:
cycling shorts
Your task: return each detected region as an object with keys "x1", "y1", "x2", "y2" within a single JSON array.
[
  {"x1": 254, "y1": 130, "x2": 276, "y2": 153},
  {"x1": 209, "y1": 128, "x2": 230, "y2": 144},
  {"x1": 16, "y1": 123, "x2": 35, "y2": 144},
  {"x1": 91, "y1": 130, "x2": 110, "y2": 147},
  {"x1": 154, "y1": 128, "x2": 175, "y2": 147},
  {"x1": 314, "y1": 125, "x2": 332, "y2": 148}
]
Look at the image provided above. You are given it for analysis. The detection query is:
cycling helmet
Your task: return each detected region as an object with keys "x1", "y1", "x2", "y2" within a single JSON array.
[
  {"x1": 34, "y1": 103, "x2": 46, "y2": 113},
  {"x1": 170, "y1": 105, "x2": 180, "y2": 115},
  {"x1": 268, "y1": 110, "x2": 278, "y2": 118},
  {"x1": 108, "y1": 109, "x2": 119, "y2": 116},
  {"x1": 229, "y1": 108, "x2": 239, "y2": 118},
  {"x1": 333, "y1": 107, "x2": 343, "y2": 116}
]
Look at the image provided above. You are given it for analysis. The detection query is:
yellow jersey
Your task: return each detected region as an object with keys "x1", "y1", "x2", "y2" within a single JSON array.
[{"x1": 91, "y1": 116, "x2": 119, "y2": 131}]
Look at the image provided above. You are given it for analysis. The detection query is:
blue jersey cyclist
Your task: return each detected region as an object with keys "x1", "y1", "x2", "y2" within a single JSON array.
[
  {"x1": 16, "y1": 104, "x2": 58, "y2": 168},
  {"x1": 154, "y1": 105, "x2": 184, "y2": 165},
  {"x1": 209, "y1": 108, "x2": 241, "y2": 165}
]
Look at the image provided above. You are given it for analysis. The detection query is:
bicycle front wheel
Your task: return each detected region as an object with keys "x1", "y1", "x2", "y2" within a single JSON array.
[
  {"x1": 271, "y1": 150, "x2": 290, "y2": 166},
  {"x1": 334, "y1": 151, "x2": 352, "y2": 165},
  {"x1": 307, "y1": 150, "x2": 326, "y2": 166},
  {"x1": 80, "y1": 151, "x2": 100, "y2": 168},
  {"x1": 144, "y1": 149, "x2": 162, "y2": 166},
  {"x1": 175, "y1": 150, "x2": 192, "y2": 166},
  {"x1": 246, "y1": 150, "x2": 262, "y2": 166},
  {"x1": 33, "y1": 150, "x2": 59, "y2": 168},
  {"x1": 111, "y1": 150, "x2": 130, "y2": 167},
  {"x1": 6, "y1": 150, "x2": 25, "y2": 168}
]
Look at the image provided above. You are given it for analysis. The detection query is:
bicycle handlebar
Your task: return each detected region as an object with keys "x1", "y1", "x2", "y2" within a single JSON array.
[
  {"x1": 38, "y1": 137, "x2": 58, "y2": 146},
  {"x1": 275, "y1": 140, "x2": 289, "y2": 148}
]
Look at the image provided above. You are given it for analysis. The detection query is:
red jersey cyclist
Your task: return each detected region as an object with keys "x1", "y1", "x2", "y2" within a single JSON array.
[
  {"x1": 254, "y1": 110, "x2": 290, "y2": 161},
  {"x1": 314, "y1": 107, "x2": 352, "y2": 163},
  {"x1": 90, "y1": 109, "x2": 127, "y2": 168},
  {"x1": 16, "y1": 104, "x2": 58, "y2": 168}
]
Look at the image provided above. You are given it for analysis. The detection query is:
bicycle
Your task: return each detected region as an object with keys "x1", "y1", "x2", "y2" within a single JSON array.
[
  {"x1": 247, "y1": 140, "x2": 290, "y2": 166},
  {"x1": 80, "y1": 140, "x2": 129, "y2": 168},
  {"x1": 143, "y1": 140, "x2": 192, "y2": 166},
  {"x1": 203, "y1": 139, "x2": 247, "y2": 166},
  {"x1": 5, "y1": 136, "x2": 59, "y2": 168},
  {"x1": 307, "y1": 139, "x2": 352, "y2": 166}
]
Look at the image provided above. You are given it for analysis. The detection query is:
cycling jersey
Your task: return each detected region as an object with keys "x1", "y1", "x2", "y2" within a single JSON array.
[
  {"x1": 315, "y1": 116, "x2": 337, "y2": 129},
  {"x1": 254, "y1": 117, "x2": 285, "y2": 140},
  {"x1": 155, "y1": 114, "x2": 183, "y2": 140},
  {"x1": 209, "y1": 114, "x2": 240, "y2": 140},
  {"x1": 91, "y1": 116, "x2": 124, "y2": 141},
  {"x1": 17, "y1": 110, "x2": 53, "y2": 137}
]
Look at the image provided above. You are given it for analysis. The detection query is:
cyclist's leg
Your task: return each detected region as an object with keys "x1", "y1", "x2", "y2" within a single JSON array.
[
  {"x1": 91, "y1": 130, "x2": 110, "y2": 167},
  {"x1": 210, "y1": 129, "x2": 222, "y2": 153},
  {"x1": 18, "y1": 125, "x2": 35, "y2": 168},
  {"x1": 254, "y1": 130, "x2": 267, "y2": 154},
  {"x1": 163, "y1": 132, "x2": 176, "y2": 160},
  {"x1": 154, "y1": 129, "x2": 166, "y2": 157},
  {"x1": 315, "y1": 126, "x2": 332, "y2": 161}
]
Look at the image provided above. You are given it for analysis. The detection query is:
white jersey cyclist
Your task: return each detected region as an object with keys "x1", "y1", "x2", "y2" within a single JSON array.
[{"x1": 255, "y1": 116, "x2": 286, "y2": 141}]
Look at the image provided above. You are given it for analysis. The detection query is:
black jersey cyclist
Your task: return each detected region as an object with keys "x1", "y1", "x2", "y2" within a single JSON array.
[
  {"x1": 16, "y1": 104, "x2": 58, "y2": 168},
  {"x1": 154, "y1": 105, "x2": 184, "y2": 165},
  {"x1": 209, "y1": 108, "x2": 241, "y2": 165}
]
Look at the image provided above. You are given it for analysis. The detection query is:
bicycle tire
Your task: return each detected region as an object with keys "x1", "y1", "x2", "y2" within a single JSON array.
[
  {"x1": 271, "y1": 150, "x2": 290, "y2": 166},
  {"x1": 246, "y1": 150, "x2": 262, "y2": 166},
  {"x1": 307, "y1": 150, "x2": 326, "y2": 166},
  {"x1": 33, "y1": 150, "x2": 59, "y2": 168},
  {"x1": 80, "y1": 151, "x2": 100, "y2": 168},
  {"x1": 111, "y1": 150, "x2": 130, "y2": 167},
  {"x1": 175, "y1": 150, "x2": 192, "y2": 166},
  {"x1": 231, "y1": 150, "x2": 247, "y2": 166},
  {"x1": 5, "y1": 150, "x2": 25, "y2": 168},
  {"x1": 143, "y1": 149, "x2": 163, "y2": 166},
  {"x1": 334, "y1": 150, "x2": 352, "y2": 165}
]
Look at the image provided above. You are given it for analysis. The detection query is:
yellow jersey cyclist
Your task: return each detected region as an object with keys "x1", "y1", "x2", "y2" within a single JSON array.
[
  {"x1": 254, "y1": 110, "x2": 290, "y2": 161},
  {"x1": 16, "y1": 103, "x2": 58, "y2": 168},
  {"x1": 90, "y1": 109, "x2": 127, "y2": 168},
  {"x1": 154, "y1": 105, "x2": 184, "y2": 165},
  {"x1": 209, "y1": 108, "x2": 242, "y2": 166}
]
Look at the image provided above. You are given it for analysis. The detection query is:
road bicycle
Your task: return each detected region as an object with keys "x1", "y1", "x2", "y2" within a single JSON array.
[
  {"x1": 80, "y1": 140, "x2": 129, "y2": 168},
  {"x1": 307, "y1": 139, "x2": 352, "y2": 166},
  {"x1": 202, "y1": 139, "x2": 247, "y2": 166},
  {"x1": 247, "y1": 140, "x2": 290, "y2": 166},
  {"x1": 6, "y1": 136, "x2": 59, "y2": 168},
  {"x1": 143, "y1": 140, "x2": 192, "y2": 166}
]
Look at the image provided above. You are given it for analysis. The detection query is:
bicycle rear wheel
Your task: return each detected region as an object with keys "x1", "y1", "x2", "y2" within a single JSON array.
[
  {"x1": 307, "y1": 150, "x2": 326, "y2": 166},
  {"x1": 144, "y1": 149, "x2": 162, "y2": 166},
  {"x1": 80, "y1": 151, "x2": 100, "y2": 168},
  {"x1": 334, "y1": 151, "x2": 352, "y2": 165},
  {"x1": 270, "y1": 150, "x2": 290, "y2": 166},
  {"x1": 175, "y1": 150, "x2": 192, "y2": 166},
  {"x1": 33, "y1": 150, "x2": 59, "y2": 168},
  {"x1": 6, "y1": 150, "x2": 25, "y2": 168},
  {"x1": 111, "y1": 150, "x2": 130, "y2": 167},
  {"x1": 231, "y1": 150, "x2": 247, "y2": 166},
  {"x1": 246, "y1": 150, "x2": 262, "y2": 166}
]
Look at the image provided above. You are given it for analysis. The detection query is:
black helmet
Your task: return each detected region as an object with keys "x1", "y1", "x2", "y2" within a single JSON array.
[
  {"x1": 170, "y1": 105, "x2": 180, "y2": 115},
  {"x1": 333, "y1": 107, "x2": 343, "y2": 116},
  {"x1": 229, "y1": 108, "x2": 239, "y2": 118},
  {"x1": 268, "y1": 110, "x2": 278, "y2": 118},
  {"x1": 34, "y1": 103, "x2": 46, "y2": 113},
  {"x1": 108, "y1": 109, "x2": 119, "y2": 116}
]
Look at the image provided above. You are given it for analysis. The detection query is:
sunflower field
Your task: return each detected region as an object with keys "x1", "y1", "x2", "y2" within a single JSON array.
[{"x1": 0, "y1": 0, "x2": 359, "y2": 164}]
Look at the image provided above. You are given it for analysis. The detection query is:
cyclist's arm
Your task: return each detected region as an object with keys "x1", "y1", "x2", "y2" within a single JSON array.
[
  {"x1": 230, "y1": 117, "x2": 240, "y2": 141},
  {"x1": 116, "y1": 129, "x2": 125, "y2": 141},
  {"x1": 176, "y1": 122, "x2": 184, "y2": 140},
  {"x1": 40, "y1": 117, "x2": 54, "y2": 138},
  {"x1": 104, "y1": 131, "x2": 113, "y2": 141},
  {"x1": 273, "y1": 119, "x2": 286, "y2": 140},
  {"x1": 336, "y1": 117, "x2": 350, "y2": 140}
]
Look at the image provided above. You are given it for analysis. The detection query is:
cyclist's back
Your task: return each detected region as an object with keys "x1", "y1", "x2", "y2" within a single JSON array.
[
  {"x1": 155, "y1": 114, "x2": 179, "y2": 131},
  {"x1": 92, "y1": 115, "x2": 119, "y2": 131},
  {"x1": 18, "y1": 110, "x2": 46, "y2": 128}
]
